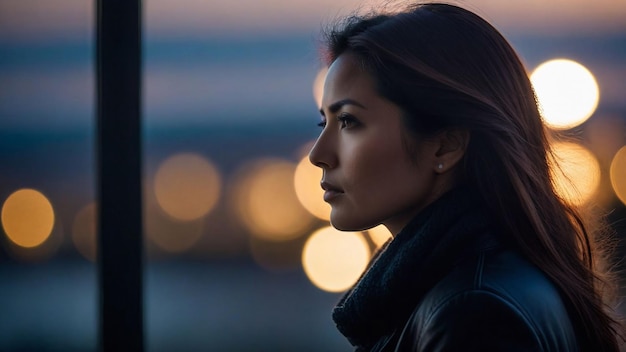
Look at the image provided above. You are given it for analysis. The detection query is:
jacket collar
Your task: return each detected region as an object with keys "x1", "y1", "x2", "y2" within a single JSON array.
[{"x1": 332, "y1": 187, "x2": 495, "y2": 350}]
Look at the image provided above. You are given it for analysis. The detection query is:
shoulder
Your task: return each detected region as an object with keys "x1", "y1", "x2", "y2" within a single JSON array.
[{"x1": 396, "y1": 249, "x2": 578, "y2": 351}]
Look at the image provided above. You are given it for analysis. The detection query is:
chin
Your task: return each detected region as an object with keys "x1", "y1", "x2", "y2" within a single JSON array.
[{"x1": 329, "y1": 215, "x2": 372, "y2": 232}]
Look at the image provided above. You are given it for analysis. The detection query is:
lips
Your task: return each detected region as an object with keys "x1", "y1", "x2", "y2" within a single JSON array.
[{"x1": 321, "y1": 181, "x2": 344, "y2": 202}]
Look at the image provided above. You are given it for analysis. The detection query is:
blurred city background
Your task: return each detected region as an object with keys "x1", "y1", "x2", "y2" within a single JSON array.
[{"x1": 0, "y1": 0, "x2": 625, "y2": 351}]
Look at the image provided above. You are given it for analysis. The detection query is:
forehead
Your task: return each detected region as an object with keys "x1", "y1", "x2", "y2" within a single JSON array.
[{"x1": 322, "y1": 53, "x2": 376, "y2": 102}]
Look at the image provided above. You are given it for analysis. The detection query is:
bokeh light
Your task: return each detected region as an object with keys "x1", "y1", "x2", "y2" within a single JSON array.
[
  {"x1": 145, "y1": 177, "x2": 208, "y2": 255},
  {"x1": 294, "y1": 154, "x2": 330, "y2": 221},
  {"x1": 610, "y1": 146, "x2": 626, "y2": 206},
  {"x1": 550, "y1": 142, "x2": 601, "y2": 205},
  {"x1": 72, "y1": 202, "x2": 97, "y2": 261},
  {"x1": 231, "y1": 159, "x2": 314, "y2": 241},
  {"x1": 312, "y1": 67, "x2": 328, "y2": 109},
  {"x1": 1, "y1": 188, "x2": 55, "y2": 248},
  {"x1": 154, "y1": 153, "x2": 221, "y2": 221},
  {"x1": 530, "y1": 59, "x2": 599, "y2": 130},
  {"x1": 302, "y1": 226, "x2": 370, "y2": 292},
  {"x1": 366, "y1": 225, "x2": 392, "y2": 248}
]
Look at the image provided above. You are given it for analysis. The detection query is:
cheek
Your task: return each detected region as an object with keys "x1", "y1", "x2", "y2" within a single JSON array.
[
  {"x1": 341, "y1": 140, "x2": 380, "y2": 176},
  {"x1": 343, "y1": 138, "x2": 409, "y2": 188}
]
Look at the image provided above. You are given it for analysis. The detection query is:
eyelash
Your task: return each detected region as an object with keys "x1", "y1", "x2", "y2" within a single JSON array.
[
  {"x1": 317, "y1": 113, "x2": 358, "y2": 129},
  {"x1": 337, "y1": 113, "x2": 357, "y2": 129}
]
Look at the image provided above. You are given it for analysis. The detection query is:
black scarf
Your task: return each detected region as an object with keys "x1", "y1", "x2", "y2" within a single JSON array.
[{"x1": 332, "y1": 187, "x2": 493, "y2": 350}]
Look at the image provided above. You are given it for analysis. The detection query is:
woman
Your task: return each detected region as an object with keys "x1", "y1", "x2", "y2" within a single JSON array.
[{"x1": 308, "y1": 3, "x2": 623, "y2": 351}]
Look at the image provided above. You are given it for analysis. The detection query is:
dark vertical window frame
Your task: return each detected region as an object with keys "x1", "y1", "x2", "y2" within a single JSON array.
[{"x1": 96, "y1": 0, "x2": 144, "y2": 351}]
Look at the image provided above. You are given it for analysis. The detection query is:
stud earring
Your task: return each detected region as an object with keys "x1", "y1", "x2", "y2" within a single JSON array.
[{"x1": 437, "y1": 163, "x2": 444, "y2": 170}]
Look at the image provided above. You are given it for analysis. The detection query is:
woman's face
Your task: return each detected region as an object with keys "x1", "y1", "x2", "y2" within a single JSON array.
[{"x1": 309, "y1": 53, "x2": 445, "y2": 235}]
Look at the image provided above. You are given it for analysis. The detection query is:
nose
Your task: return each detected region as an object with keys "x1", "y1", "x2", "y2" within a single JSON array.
[{"x1": 308, "y1": 130, "x2": 336, "y2": 170}]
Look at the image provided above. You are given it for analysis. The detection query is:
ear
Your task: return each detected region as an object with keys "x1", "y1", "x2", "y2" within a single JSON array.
[{"x1": 433, "y1": 129, "x2": 470, "y2": 173}]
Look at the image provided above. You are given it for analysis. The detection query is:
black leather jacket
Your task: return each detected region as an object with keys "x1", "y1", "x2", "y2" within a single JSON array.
[
  {"x1": 332, "y1": 188, "x2": 580, "y2": 351},
  {"x1": 375, "y1": 247, "x2": 578, "y2": 351}
]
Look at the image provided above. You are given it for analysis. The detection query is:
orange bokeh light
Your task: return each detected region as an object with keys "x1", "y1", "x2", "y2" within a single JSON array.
[
  {"x1": 1, "y1": 188, "x2": 55, "y2": 248},
  {"x1": 294, "y1": 154, "x2": 330, "y2": 221},
  {"x1": 610, "y1": 146, "x2": 626, "y2": 206},
  {"x1": 72, "y1": 202, "x2": 97, "y2": 261},
  {"x1": 231, "y1": 159, "x2": 314, "y2": 241},
  {"x1": 302, "y1": 226, "x2": 370, "y2": 292},
  {"x1": 366, "y1": 225, "x2": 393, "y2": 248},
  {"x1": 530, "y1": 59, "x2": 599, "y2": 130},
  {"x1": 154, "y1": 153, "x2": 221, "y2": 221},
  {"x1": 550, "y1": 142, "x2": 601, "y2": 205}
]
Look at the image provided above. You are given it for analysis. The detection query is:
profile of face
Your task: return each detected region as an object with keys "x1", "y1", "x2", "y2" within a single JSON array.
[{"x1": 309, "y1": 53, "x2": 466, "y2": 235}]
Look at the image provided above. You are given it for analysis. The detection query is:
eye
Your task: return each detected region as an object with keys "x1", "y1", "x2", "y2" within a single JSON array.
[
  {"x1": 338, "y1": 113, "x2": 359, "y2": 129},
  {"x1": 317, "y1": 118, "x2": 326, "y2": 128}
]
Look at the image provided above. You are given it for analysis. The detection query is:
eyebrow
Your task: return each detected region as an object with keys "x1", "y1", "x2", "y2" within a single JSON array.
[{"x1": 319, "y1": 99, "x2": 367, "y2": 116}]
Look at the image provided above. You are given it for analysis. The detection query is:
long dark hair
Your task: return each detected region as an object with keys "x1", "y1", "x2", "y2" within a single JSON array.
[{"x1": 321, "y1": 2, "x2": 623, "y2": 350}]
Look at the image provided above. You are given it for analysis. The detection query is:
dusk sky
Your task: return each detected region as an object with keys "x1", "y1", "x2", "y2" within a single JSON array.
[
  {"x1": 0, "y1": 1, "x2": 625, "y2": 130},
  {"x1": 1, "y1": 0, "x2": 625, "y2": 41}
]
